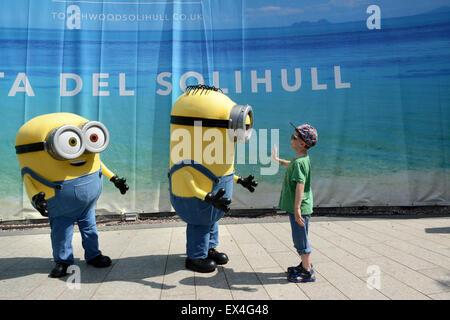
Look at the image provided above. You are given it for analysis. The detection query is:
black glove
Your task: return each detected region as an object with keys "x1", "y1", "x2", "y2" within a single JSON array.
[
  {"x1": 204, "y1": 188, "x2": 231, "y2": 213},
  {"x1": 110, "y1": 175, "x2": 129, "y2": 195},
  {"x1": 237, "y1": 174, "x2": 258, "y2": 192},
  {"x1": 32, "y1": 192, "x2": 48, "y2": 217}
]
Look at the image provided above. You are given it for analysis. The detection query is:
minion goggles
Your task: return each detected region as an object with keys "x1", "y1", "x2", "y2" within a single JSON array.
[
  {"x1": 170, "y1": 104, "x2": 254, "y2": 143},
  {"x1": 15, "y1": 121, "x2": 110, "y2": 160}
]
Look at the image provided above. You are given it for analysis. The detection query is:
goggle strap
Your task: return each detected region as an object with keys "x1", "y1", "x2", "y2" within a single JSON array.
[
  {"x1": 171, "y1": 116, "x2": 229, "y2": 128},
  {"x1": 15, "y1": 142, "x2": 45, "y2": 154}
]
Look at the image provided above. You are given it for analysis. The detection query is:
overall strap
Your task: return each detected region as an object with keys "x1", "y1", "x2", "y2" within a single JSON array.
[
  {"x1": 168, "y1": 160, "x2": 220, "y2": 184},
  {"x1": 21, "y1": 167, "x2": 63, "y2": 191}
]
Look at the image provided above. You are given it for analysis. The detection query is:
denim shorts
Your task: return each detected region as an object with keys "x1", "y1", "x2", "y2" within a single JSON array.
[{"x1": 288, "y1": 213, "x2": 312, "y2": 255}]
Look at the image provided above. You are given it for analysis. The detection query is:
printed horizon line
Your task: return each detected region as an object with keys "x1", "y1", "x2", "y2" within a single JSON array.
[{"x1": 52, "y1": 0, "x2": 201, "y2": 5}]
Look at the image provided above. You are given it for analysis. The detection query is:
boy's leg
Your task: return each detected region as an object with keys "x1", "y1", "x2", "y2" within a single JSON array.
[
  {"x1": 289, "y1": 214, "x2": 312, "y2": 268},
  {"x1": 288, "y1": 215, "x2": 315, "y2": 282},
  {"x1": 300, "y1": 254, "x2": 312, "y2": 271},
  {"x1": 300, "y1": 215, "x2": 312, "y2": 270}
]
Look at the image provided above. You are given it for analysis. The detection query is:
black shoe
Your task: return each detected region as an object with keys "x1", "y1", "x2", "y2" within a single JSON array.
[
  {"x1": 185, "y1": 257, "x2": 217, "y2": 273},
  {"x1": 207, "y1": 248, "x2": 229, "y2": 265},
  {"x1": 87, "y1": 255, "x2": 112, "y2": 268},
  {"x1": 49, "y1": 262, "x2": 70, "y2": 278},
  {"x1": 287, "y1": 262, "x2": 314, "y2": 274},
  {"x1": 288, "y1": 268, "x2": 316, "y2": 283}
]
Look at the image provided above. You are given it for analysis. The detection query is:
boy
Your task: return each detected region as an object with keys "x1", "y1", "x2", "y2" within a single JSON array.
[{"x1": 272, "y1": 122, "x2": 318, "y2": 283}]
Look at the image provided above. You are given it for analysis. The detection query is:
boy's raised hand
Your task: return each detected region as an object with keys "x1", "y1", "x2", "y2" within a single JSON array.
[{"x1": 272, "y1": 144, "x2": 279, "y2": 161}]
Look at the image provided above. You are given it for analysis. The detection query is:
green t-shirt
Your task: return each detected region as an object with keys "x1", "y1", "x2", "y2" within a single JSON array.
[{"x1": 279, "y1": 155, "x2": 313, "y2": 215}]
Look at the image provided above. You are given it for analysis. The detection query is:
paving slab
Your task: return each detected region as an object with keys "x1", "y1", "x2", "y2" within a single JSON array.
[{"x1": 0, "y1": 215, "x2": 449, "y2": 300}]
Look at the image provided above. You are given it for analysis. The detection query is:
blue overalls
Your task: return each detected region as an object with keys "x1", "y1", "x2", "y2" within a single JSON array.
[
  {"x1": 168, "y1": 161, "x2": 234, "y2": 259},
  {"x1": 21, "y1": 167, "x2": 103, "y2": 265}
]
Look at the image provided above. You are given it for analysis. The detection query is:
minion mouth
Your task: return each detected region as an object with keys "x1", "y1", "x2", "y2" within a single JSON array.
[{"x1": 70, "y1": 159, "x2": 86, "y2": 166}]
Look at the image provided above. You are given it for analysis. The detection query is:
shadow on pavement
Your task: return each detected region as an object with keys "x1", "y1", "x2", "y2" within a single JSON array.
[
  {"x1": 425, "y1": 227, "x2": 450, "y2": 234},
  {"x1": 0, "y1": 255, "x2": 286, "y2": 292}
]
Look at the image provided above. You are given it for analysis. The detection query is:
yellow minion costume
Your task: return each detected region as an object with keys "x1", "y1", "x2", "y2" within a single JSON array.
[
  {"x1": 15, "y1": 113, "x2": 129, "y2": 278},
  {"x1": 169, "y1": 85, "x2": 257, "y2": 273}
]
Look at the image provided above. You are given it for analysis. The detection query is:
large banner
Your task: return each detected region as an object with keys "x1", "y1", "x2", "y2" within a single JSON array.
[{"x1": 1, "y1": 1, "x2": 449, "y2": 221}]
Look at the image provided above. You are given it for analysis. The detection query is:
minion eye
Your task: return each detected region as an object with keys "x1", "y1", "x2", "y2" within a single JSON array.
[
  {"x1": 45, "y1": 125, "x2": 85, "y2": 160},
  {"x1": 82, "y1": 121, "x2": 110, "y2": 153},
  {"x1": 90, "y1": 133, "x2": 99, "y2": 143},
  {"x1": 59, "y1": 131, "x2": 82, "y2": 155},
  {"x1": 69, "y1": 137, "x2": 78, "y2": 146}
]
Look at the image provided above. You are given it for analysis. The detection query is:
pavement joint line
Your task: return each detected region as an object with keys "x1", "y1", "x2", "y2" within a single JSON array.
[
  {"x1": 352, "y1": 220, "x2": 450, "y2": 256},
  {"x1": 311, "y1": 225, "x2": 385, "y2": 261},
  {"x1": 160, "y1": 228, "x2": 172, "y2": 300},
  {"x1": 359, "y1": 256, "x2": 440, "y2": 299},
  {"x1": 302, "y1": 231, "x2": 414, "y2": 300},
  {"x1": 368, "y1": 241, "x2": 444, "y2": 271},
  {"x1": 89, "y1": 229, "x2": 136, "y2": 299},
  {"x1": 319, "y1": 222, "x2": 427, "y2": 267},
  {"x1": 321, "y1": 220, "x2": 381, "y2": 245},
  {"x1": 380, "y1": 240, "x2": 450, "y2": 270},
  {"x1": 193, "y1": 272, "x2": 197, "y2": 300},
  {"x1": 225, "y1": 223, "x2": 270, "y2": 299},
  {"x1": 219, "y1": 256, "x2": 234, "y2": 299},
  {"x1": 363, "y1": 255, "x2": 450, "y2": 296},
  {"x1": 311, "y1": 246, "x2": 384, "y2": 299},
  {"x1": 244, "y1": 223, "x2": 301, "y2": 299},
  {"x1": 385, "y1": 220, "x2": 450, "y2": 242},
  {"x1": 1, "y1": 216, "x2": 448, "y2": 300},
  {"x1": 221, "y1": 226, "x2": 237, "y2": 300},
  {"x1": 161, "y1": 227, "x2": 175, "y2": 300},
  {"x1": 351, "y1": 220, "x2": 418, "y2": 243},
  {"x1": 4, "y1": 214, "x2": 450, "y2": 237},
  {"x1": 259, "y1": 222, "x2": 349, "y2": 300},
  {"x1": 335, "y1": 221, "x2": 397, "y2": 243},
  {"x1": 300, "y1": 268, "x2": 351, "y2": 300}
]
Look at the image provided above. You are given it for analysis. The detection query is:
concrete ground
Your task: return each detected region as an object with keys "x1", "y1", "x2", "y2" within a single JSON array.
[{"x1": 0, "y1": 215, "x2": 449, "y2": 300}]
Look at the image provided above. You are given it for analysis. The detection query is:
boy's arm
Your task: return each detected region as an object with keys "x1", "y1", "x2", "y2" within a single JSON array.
[
  {"x1": 294, "y1": 182, "x2": 306, "y2": 226},
  {"x1": 272, "y1": 145, "x2": 290, "y2": 167},
  {"x1": 278, "y1": 159, "x2": 291, "y2": 167}
]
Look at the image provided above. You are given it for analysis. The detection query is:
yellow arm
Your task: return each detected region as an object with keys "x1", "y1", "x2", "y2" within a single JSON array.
[
  {"x1": 180, "y1": 170, "x2": 208, "y2": 200},
  {"x1": 233, "y1": 175, "x2": 239, "y2": 183},
  {"x1": 23, "y1": 174, "x2": 55, "y2": 202},
  {"x1": 100, "y1": 161, "x2": 116, "y2": 180}
]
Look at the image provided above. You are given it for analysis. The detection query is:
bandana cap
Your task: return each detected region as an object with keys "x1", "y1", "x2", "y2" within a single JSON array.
[{"x1": 289, "y1": 122, "x2": 318, "y2": 147}]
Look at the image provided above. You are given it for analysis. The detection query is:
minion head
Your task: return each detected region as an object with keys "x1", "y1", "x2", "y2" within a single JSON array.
[
  {"x1": 15, "y1": 113, "x2": 109, "y2": 181},
  {"x1": 171, "y1": 85, "x2": 254, "y2": 143},
  {"x1": 169, "y1": 85, "x2": 254, "y2": 178}
]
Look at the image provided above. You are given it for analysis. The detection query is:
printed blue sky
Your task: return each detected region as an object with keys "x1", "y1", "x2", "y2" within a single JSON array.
[
  {"x1": 241, "y1": 0, "x2": 450, "y2": 27},
  {"x1": 0, "y1": 0, "x2": 449, "y2": 30}
]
